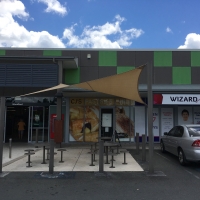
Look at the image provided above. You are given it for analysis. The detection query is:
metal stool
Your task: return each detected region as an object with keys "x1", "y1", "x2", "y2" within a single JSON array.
[
  {"x1": 24, "y1": 150, "x2": 35, "y2": 167},
  {"x1": 57, "y1": 148, "x2": 66, "y2": 163},
  {"x1": 120, "y1": 149, "x2": 128, "y2": 164}
]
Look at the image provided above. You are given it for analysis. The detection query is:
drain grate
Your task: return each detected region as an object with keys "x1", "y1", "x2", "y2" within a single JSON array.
[{"x1": 34, "y1": 171, "x2": 76, "y2": 179}]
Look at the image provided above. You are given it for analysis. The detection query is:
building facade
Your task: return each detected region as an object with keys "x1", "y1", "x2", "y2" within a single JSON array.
[{"x1": 1, "y1": 48, "x2": 200, "y2": 143}]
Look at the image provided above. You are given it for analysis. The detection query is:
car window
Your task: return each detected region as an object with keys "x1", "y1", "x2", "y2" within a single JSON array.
[
  {"x1": 168, "y1": 127, "x2": 178, "y2": 137},
  {"x1": 174, "y1": 126, "x2": 184, "y2": 137},
  {"x1": 187, "y1": 127, "x2": 200, "y2": 137}
]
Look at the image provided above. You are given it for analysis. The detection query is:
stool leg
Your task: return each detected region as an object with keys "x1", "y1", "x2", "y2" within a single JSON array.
[
  {"x1": 93, "y1": 152, "x2": 96, "y2": 162},
  {"x1": 110, "y1": 149, "x2": 115, "y2": 161},
  {"x1": 41, "y1": 146, "x2": 46, "y2": 164},
  {"x1": 110, "y1": 155, "x2": 115, "y2": 168},
  {"x1": 90, "y1": 153, "x2": 95, "y2": 166},
  {"x1": 122, "y1": 152, "x2": 127, "y2": 164},
  {"x1": 117, "y1": 146, "x2": 120, "y2": 154},
  {"x1": 59, "y1": 151, "x2": 64, "y2": 163},
  {"x1": 27, "y1": 155, "x2": 32, "y2": 167},
  {"x1": 105, "y1": 147, "x2": 110, "y2": 164},
  {"x1": 46, "y1": 149, "x2": 49, "y2": 160}
]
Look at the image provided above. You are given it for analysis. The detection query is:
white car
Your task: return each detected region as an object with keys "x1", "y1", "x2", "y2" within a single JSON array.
[{"x1": 160, "y1": 125, "x2": 200, "y2": 165}]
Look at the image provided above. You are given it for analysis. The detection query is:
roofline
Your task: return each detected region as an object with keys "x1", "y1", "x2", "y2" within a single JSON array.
[{"x1": 0, "y1": 47, "x2": 200, "y2": 51}]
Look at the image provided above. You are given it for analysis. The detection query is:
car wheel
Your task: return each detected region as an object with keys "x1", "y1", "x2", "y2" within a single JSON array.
[
  {"x1": 160, "y1": 141, "x2": 166, "y2": 153},
  {"x1": 178, "y1": 149, "x2": 187, "y2": 166}
]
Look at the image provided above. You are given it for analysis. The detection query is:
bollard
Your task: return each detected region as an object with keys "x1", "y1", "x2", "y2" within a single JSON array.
[
  {"x1": 99, "y1": 141, "x2": 104, "y2": 173},
  {"x1": 136, "y1": 132, "x2": 139, "y2": 154},
  {"x1": 49, "y1": 139, "x2": 54, "y2": 174},
  {"x1": 9, "y1": 138, "x2": 12, "y2": 158},
  {"x1": 142, "y1": 134, "x2": 146, "y2": 161}
]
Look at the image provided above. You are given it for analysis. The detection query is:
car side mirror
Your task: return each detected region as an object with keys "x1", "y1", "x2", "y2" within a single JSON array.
[{"x1": 164, "y1": 132, "x2": 168, "y2": 135}]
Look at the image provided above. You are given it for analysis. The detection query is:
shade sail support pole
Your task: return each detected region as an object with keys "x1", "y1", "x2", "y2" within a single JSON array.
[{"x1": 147, "y1": 62, "x2": 154, "y2": 174}]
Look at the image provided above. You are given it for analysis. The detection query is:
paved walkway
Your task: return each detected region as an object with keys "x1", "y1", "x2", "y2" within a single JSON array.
[{"x1": 2, "y1": 142, "x2": 146, "y2": 172}]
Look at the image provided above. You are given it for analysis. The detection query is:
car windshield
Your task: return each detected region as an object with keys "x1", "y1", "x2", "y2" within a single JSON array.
[{"x1": 187, "y1": 127, "x2": 200, "y2": 137}]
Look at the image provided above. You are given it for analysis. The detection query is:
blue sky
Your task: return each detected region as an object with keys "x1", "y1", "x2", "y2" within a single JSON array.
[{"x1": 0, "y1": 0, "x2": 200, "y2": 49}]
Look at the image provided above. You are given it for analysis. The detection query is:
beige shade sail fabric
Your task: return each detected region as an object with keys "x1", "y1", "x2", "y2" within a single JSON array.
[
  {"x1": 74, "y1": 65, "x2": 146, "y2": 104},
  {"x1": 20, "y1": 83, "x2": 69, "y2": 97},
  {"x1": 20, "y1": 65, "x2": 146, "y2": 104}
]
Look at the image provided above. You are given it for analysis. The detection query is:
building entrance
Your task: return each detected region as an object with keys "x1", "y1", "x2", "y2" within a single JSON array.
[
  {"x1": 5, "y1": 106, "x2": 29, "y2": 142},
  {"x1": 5, "y1": 106, "x2": 49, "y2": 143}
]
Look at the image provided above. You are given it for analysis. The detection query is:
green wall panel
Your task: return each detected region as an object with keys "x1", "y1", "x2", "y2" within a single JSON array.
[
  {"x1": 117, "y1": 66, "x2": 135, "y2": 74},
  {"x1": 173, "y1": 67, "x2": 191, "y2": 84},
  {"x1": 191, "y1": 51, "x2": 200, "y2": 66},
  {"x1": 99, "y1": 51, "x2": 117, "y2": 66},
  {"x1": 43, "y1": 50, "x2": 62, "y2": 56},
  {"x1": 0, "y1": 50, "x2": 5, "y2": 56},
  {"x1": 64, "y1": 68, "x2": 80, "y2": 84},
  {"x1": 154, "y1": 51, "x2": 172, "y2": 67}
]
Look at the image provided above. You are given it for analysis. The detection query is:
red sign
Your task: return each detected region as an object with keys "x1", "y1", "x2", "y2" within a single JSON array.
[{"x1": 50, "y1": 114, "x2": 64, "y2": 139}]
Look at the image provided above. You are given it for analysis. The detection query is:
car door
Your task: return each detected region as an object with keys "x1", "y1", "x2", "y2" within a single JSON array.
[
  {"x1": 169, "y1": 126, "x2": 184, "y2": 156},
  {"x1": 164, "y1": 126, "x2": 178, "y2": 154}
]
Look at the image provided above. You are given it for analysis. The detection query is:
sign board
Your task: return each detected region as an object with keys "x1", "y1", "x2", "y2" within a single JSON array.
[
  {"x1": 154, "y1": 94, "x2": 200, "y2": 105},
  {"x1": 102, "y1": 113, "x2": 112, "y2": 127}
]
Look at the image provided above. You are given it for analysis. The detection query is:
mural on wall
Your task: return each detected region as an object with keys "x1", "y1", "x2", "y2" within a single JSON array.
[
  {"x1": 69, "y1": 106, "x2": 99, "y2": 142},
  {"x1": 115, "y1": 106, "x2": 134, "y2": 141},
  {"x1": 84, "y1": 106, "x2": 99, "y2": 142}
]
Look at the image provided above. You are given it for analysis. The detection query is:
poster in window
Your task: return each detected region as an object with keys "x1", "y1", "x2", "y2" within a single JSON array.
[
  {"x1": 161, "y1": 108, "x2": 173, "y2": 135},
  {"x1": 178, "y1": 107, "x2": 193, "y2": 124},
  {"x1": 102, "y1": 113, "x2": 112, "y2": 127},
  {"x1": 193, "y1": 107, "x2": 200, "y2": 124}
]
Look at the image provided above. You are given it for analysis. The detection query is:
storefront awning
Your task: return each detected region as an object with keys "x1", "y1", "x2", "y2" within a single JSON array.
[{"x1": 20, "y1": 64, "x2": 146, "y2": 104}]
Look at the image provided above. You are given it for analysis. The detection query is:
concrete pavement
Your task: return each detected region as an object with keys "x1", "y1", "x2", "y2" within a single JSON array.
[{"x1": 2, "y1": 142, "x2": 145, "y2": 172}]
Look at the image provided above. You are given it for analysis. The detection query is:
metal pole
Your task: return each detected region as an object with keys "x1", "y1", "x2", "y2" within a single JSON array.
[
  {"x1": 136, "y1": 132, "x2": 139, "y2": 154},
  {"x1": 0, "y1": 97, "x2": 5, "y2": 173},
  {"x1": 99, "y1": 141, "x2": 104, "y2": 173},
  {"x1": 9, "y1": 138, "x2": 12, "y2": 158},
  {"x1": 49, "y1": 139, "x2": 54, "y2": 174},
  {"x1": 142, "y1": 134, "x2": 146, "y2": 161},
  {"x1": 35, "y1": 128, "x2": 38, "y2": 143},
  {"x1": 147, "y1": 62, "x2": 154, "y2": 174}
]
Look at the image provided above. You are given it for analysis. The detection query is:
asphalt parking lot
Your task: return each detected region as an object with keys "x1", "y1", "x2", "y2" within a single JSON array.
[{"x1": 1, "y1": 146, "x2": 200, "y2": 200}]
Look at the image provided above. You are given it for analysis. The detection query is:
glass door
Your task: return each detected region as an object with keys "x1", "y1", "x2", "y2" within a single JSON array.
[
  {"x1": 101, "y1": 108, "x2": 113, "y2": 137},
  {"x1": 28, "y1": 106, "x2": 48, "y2": 142}
]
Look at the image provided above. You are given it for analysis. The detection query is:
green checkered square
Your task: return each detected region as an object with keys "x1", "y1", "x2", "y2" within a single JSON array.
[
  {"x1": 191, "y1": 51, "x2": 200, "y2": 66},
  {"x1": 99, "y1": 51, "x2": 117, "y2": 66},
  {"x1": 43, "y1": 50, "x2": 62, "y2": 56},
  {"x1": 0, "y1": 50, "x2": 5, "y2": 56},
  {"x1": 64, "y1": 68, "x2": 80, "y2": 84},
  {"x1": 173, "y1": 67, "x2": 191, "y2": 84},
  {"x1": 154, "y1": 51, "x2": 172, "y2": 67},
  {"x1": 117, "y1": 66, "x2": 135, "y2": 74}
]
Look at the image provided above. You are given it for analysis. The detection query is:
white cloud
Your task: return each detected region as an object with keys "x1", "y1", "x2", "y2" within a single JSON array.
[
  {"x1": 0, "y1": 0, "x2": 29, "y2": 20},
  {"x1": 0, "y1": 1, "x2": 143, "y2": 48},
  {"x1": 178, "y1": 33, "x2": 200, "y2": 49},
  {"x1": 0, "y1": 0, "x2": 65, "y2": 48},
  {"x1": 166, "y1": 27, "x2": 172, "y2": 33},
  {"x1": 37, "y1": 0, "x2": 67, "y2": 16},
  {"x1": 62, "y1": 15, "x2": 144, "y2": 48}
]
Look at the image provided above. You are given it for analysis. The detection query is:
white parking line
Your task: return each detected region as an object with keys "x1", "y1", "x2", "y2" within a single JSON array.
[
  {"x1": 185, "y1": 169, "x2": 200, "y2": 180},
  {"x1": 156, "y1": 152, "x2": 171, "y2": 161}
]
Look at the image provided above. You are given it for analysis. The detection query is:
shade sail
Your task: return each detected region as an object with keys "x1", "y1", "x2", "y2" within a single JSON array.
[
  {"x1": 74, "y1": 65, "x2": 146, "y2": 104},
  {"x1": 20, "y1": 83, "x2": 69, "y2": 97},
  {"x1": 20, "y1": 64, "x2": 146, "y2": 104}
]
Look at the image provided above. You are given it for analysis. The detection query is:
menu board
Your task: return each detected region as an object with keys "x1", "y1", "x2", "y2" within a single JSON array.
[{"x1": 102, "y1": 113, "x2": 112, "y2": 127}]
